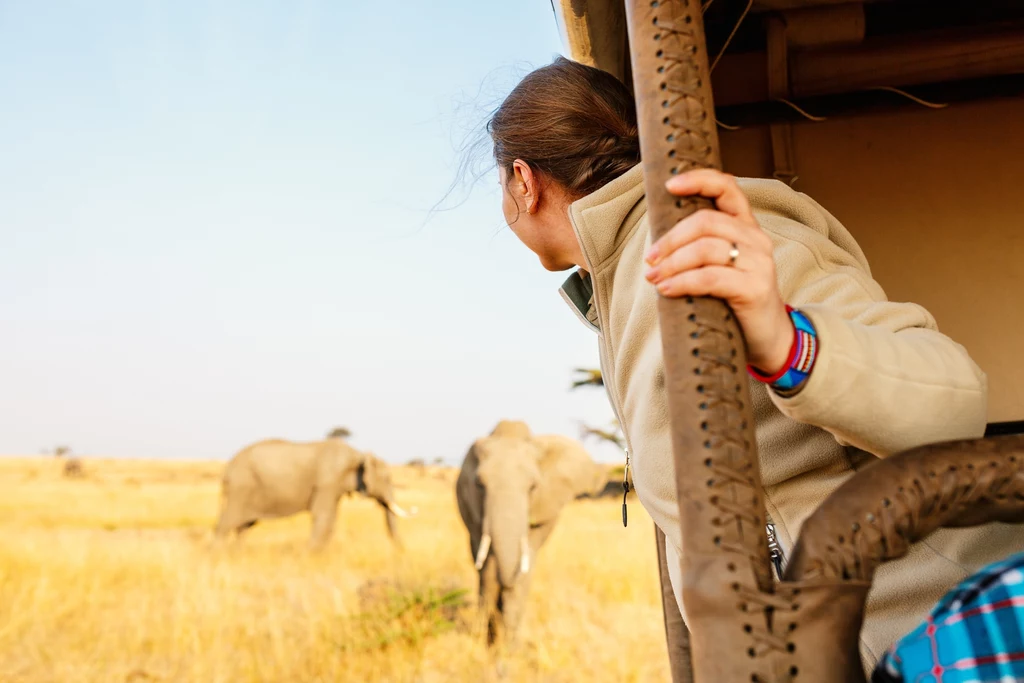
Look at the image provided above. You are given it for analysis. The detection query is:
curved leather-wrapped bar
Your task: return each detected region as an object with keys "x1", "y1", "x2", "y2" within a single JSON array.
[
  {"x1": 766, "y1": 435, "x2": 1024, "y2": 683},
  {"x1": 787, "y1": 434, "x2": 1024, "y2": 582},
  {"x1": 625, "y1": 1, "x2": 773, "y2": 680}
]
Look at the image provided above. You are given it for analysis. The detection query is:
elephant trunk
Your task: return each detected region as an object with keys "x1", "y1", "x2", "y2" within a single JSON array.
[{"x1": 484, "y1": 488, "x2": 530, "y2": 589}]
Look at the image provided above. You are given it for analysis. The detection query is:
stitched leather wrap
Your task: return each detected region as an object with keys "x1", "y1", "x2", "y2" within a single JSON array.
[{"x1": 626, "y1": 1, "x2": 774, "y2": 680}]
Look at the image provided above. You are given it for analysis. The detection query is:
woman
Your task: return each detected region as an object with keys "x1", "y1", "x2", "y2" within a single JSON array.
[{"x1": 485, "y1": 56, "x2": 1024, "y2": 671}]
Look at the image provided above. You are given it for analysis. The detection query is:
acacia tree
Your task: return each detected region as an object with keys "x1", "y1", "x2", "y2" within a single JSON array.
[
  {"x1": 326, "y1": 427, "x2": 352, "y2": 440},
  {"x1": 578, "y1": 422, "x2": 625, "y2": 451},
  {"x1": 570, "y1": 368, "x2": 604, "y2": 389},
  {"x1": 570, "y1": 368, "x2": 625, "y2": 452}
]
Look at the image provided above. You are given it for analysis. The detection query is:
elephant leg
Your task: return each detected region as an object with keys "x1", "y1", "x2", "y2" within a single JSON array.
[
  {"x1": 497, "y1": 579, "x2": 528, "y2": 647},
  {"x1": 214, "y1": 497, "x2": 254, "y2": 543},
  {"x1": 308, "y1": 489, "x2": 340, "y2": 551}
]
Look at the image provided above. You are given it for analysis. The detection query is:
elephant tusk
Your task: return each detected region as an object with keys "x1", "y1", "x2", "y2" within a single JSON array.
[
  {"x1": 520, "y1": 535, "x2": 530, "y2": 574},
  {"x1": 475, "y1": 533, "x2": 491, "y2": 570},
  {"x1": 385, "y1": 502, "x2": 410, "y2": 519}
]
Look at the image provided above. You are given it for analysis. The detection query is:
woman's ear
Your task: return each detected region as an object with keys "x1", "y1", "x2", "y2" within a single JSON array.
[{"x1": 512, "y1": 159, "x2": 540, "y2": 215}]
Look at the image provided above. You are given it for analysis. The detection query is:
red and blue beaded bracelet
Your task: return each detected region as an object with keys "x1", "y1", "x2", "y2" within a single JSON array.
[{"x1": 747, "y1": 306, "x2": 818, "y2": 394}]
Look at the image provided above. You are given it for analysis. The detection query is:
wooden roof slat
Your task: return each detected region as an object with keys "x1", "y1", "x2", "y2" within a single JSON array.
[
  {"x1": 752, "y1": 0, "x2": 886, "y2": 10},
  {"x1": 791, "y1": 25, "x2": 1024, "y2": 98}
]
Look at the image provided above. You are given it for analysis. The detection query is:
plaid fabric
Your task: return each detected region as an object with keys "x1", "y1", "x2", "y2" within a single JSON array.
[{"x1": 873, "y1": 551, "x2": 1024, "y2": 683}]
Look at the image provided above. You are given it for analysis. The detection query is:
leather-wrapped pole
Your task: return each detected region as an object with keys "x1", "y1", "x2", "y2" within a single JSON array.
[{"x1": 625, "y1": 1, "x2": 773, "y2": 681}]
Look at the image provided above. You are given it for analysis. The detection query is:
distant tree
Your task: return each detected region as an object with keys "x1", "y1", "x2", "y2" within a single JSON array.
[
  {"x1": 571, "y1": 367, "x2": 625, "y2": 452},
  {"x1": 54, "y1": 446, "x2": 71, "y2": 458},
  {"x1": 407, "y1": 458, "x2": 426, "y2": 468},
  {"x1": 579, "y1": 421, "x2": 626, "y2": 452},
  {"x1": 326, "y1": 427, "x2": 352, "y2": 440},
  {"x1": 432, "y1": 456, "x2": 445, "y2": 467},
  {"x1": 570, "y1": 368, "x2": 604, "y2": 390},
  {"x1": 63, "y1": 457, "x2": 85, "y2": 478}
]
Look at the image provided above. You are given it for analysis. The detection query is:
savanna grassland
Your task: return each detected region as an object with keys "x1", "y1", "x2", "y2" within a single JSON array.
[{"x1": 0, "y1": 456, "x2": 669, "y2": 683}]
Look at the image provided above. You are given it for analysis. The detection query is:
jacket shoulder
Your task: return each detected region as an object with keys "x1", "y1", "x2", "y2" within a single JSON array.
[{"x1": 738, "y1": 177, "x2": 872, "y2": 274}]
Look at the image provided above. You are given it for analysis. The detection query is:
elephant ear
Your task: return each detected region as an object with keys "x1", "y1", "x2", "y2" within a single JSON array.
[
  {"x1": 455, "y1": 439, "x2": 486, "y2": 529},
  {"x1": 326, "y1": 439, "x2": 362, "y2": 492},
  {"x1": 529, "y1": 435, "x2": 599, "y2": 527},
  {"x1": 353, "y1": 457, "x2": 368, "y2": 493},
  {"x1": 359, "y1": 453, "x2": 384, "y2": 493}
]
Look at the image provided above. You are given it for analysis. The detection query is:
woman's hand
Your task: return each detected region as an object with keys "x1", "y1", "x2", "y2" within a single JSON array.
[{"x1": 644, "y1": 169, "x2": 793, "y2": 375}]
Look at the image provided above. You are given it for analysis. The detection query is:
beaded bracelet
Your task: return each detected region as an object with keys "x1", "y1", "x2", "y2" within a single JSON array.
[{"x1": 747, "y1": 306, "x2": 818, "y2": 394}]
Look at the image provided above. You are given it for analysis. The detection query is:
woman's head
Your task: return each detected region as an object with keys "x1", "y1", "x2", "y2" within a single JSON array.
[{"x1": 488, "y1": 57, "x2": 640, "y2": 271}]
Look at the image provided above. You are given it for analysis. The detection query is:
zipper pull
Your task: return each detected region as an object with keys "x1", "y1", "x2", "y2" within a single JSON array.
[
  {"x1": 766, "y1": 523, "x2": 785, "y2": 579},
  {"x1": 621, "y1": 448, "x2": 631, "y2": 528}
]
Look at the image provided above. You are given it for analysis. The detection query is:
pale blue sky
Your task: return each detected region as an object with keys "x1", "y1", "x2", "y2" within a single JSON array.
[{"x1": 0, "y1": 1, "x2": 623, "y2": 463}]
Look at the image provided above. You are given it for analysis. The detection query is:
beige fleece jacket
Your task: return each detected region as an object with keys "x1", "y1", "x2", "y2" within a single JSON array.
[{"x1": 559, "y1": 164, "x2": 1024, "y2": 670}]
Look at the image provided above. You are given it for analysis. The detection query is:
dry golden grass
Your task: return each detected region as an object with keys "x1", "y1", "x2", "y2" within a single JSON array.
[{"x1": 0, "y1": 456, "x2": 669, "y2": 682}]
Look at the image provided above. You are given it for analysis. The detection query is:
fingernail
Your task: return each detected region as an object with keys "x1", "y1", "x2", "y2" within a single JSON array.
[
  {"x1": 645, "y1": 246, "x2": 658, "y2": 263},
  {"x1": 645, "y1": 268, "x2": 659, "y2": 283},
  {"x1": 657, "y1": 281, "x2": 670, "y2": 294}
]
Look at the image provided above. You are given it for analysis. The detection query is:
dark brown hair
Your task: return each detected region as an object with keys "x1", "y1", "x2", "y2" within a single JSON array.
[{"x1": 488, "y1": 57, "x2": 640, "y2": 198}]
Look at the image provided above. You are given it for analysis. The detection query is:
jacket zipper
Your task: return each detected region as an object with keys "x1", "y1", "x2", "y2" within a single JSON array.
[
  {"x1": 567, "y1": 211, "x2": 637, "y2": 526},
  {"x1": 566, "y1": 212, "x2": 783, "y2": 577},
  {"x1": 766, "y1": 522, "x2": 786, "y2": 578}
]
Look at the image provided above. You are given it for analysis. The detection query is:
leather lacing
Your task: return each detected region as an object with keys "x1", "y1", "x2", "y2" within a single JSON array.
[
  {"x1": 737, "y1": 585, "x2": 795, "y2": 656},
  {"x1": 649, "y1": 0, "x2": 791, "y2": 674},
  {"x1": 796, "y1": 453, "x2": 1024, "y2": 582},
  {"x1": 693, "y1": 309, "x2": 761, "y2": 549},
  {"x1": 649, "y1": 2, "x2": 715, "y2": 175}
]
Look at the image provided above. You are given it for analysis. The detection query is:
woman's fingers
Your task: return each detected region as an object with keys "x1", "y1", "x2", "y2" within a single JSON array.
[
  {"x1": 665, "y1": 169, "x2": 754, "y2": 223},
  {"x1": 646, "y1": 236, "x2": 736, "y2": 284},
  {"x1": 653, "y1": 264, "x2": 768, "y2": 302},
  {"x1": 653, "y1": 170, "x2": 792, "y2": 373},
  {"x1": 646, "y1": 209, "x2": 767, "y2": 266}
]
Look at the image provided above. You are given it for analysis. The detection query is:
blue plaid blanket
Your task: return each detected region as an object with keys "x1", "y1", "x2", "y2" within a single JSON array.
[{"x1": 873, "y1": 551, "x2": 1024, "y2": 683}]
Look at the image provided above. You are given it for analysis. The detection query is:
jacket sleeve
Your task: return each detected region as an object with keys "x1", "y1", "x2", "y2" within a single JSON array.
[{"x1": 749, "y1": 186, "x2": 987, "y2": 458}]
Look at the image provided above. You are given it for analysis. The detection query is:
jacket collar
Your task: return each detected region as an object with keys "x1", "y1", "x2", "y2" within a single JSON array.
[
  {"x1": 568, "y1": 163, "x2": 647, "y2": 273},
  {"x1": 559, "y1": 270, "x2": 599, "y2": 332},
  {"x1": 559, "y1": 163, "x2": 647, "y2": 330}
]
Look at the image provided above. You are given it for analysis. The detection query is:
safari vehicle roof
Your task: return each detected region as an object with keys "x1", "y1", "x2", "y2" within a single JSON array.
[{"x1": 550, "y1": 0, "x2": 1024, "y2": 431}]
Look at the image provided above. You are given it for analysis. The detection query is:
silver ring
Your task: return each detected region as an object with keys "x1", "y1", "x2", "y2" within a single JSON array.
[{"x1": 728, "y1": 243, "x2": 740, "y2": 267}]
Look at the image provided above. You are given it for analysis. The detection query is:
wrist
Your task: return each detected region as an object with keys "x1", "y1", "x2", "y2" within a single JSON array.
[
  {"x1": 747, "y1": 305, "x2": 796, "y2": 376},
  {"x1": 747, "y1": 306, "x2": 818, "y2": 393}
]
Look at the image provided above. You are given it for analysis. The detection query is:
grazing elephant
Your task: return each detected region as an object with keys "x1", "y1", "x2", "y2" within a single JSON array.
[
  {"x1": 455, "y1": 420, "x2": 608, "y2": 643},
  {"x1": 215, "y1": 438, "x2": 410, "y2": 550}
]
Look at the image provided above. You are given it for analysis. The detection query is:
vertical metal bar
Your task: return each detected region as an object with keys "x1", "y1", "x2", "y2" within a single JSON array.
[
  {"x1": 625, "y1": 1, "x2": 774, "y2": 680},
  {"x1": 655, "y1": 524, "x2": 693, "y2": 683},
  {"x1": 766, "y1": 15, "x2": 798, "y2": 184}
]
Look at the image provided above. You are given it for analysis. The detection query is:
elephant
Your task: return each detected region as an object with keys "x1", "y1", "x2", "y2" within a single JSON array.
[
  {"x1": 214, "y1": 437, "x2": 411, "y2": 550},
  {"x1": 455, "y1": 420, "x2": 609, "y2": 644}
]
